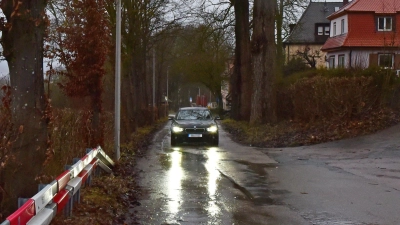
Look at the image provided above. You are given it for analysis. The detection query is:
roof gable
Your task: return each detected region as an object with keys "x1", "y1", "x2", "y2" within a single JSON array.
[
  {"x1": 329, "y1": 0, "x2": 400, "y2": 19},
  {"x1": 322, "y1": 0, "x2": 400, "y2": 51},
  {"x1": 285, "y1": 2, "x2": 343, "y2": 44}
]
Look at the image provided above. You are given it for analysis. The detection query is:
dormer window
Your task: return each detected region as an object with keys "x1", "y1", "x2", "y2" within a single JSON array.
[
  {"x1": 341, "y1": 19, "x2": 345, "y2": 34},
  {"x1": 378, "y1": 17, "x2": 393, "y2": 31},
  {"x1": 318, "y1": 26, "x2": 323, "y2": 35},
  {"x1": 316, "y1": 23, "x2": 330, "y2": 36},
  {"x1": 325, "y1": 26, "x2": 330, "y2": 35},
  {"x1": 333, "y1": 22, "x2": 337, "y2": 36}
]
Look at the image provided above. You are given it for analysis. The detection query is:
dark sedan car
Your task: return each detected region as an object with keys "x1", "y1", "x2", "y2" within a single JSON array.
[{"x1": 170, "y1": 107, "x2": 219, "y2": 146}]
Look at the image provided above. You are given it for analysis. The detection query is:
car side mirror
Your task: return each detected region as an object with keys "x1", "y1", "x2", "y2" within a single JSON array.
[
  {"x1": 214, "y1": 116, "x2": 221, "y2": 120},
  {"x1": 168, "y1": 115, "x2": 174, "y2": 120}
]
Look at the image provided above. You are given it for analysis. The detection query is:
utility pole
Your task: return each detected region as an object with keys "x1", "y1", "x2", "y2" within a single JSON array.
[
  {"x1": 114, "y1": 0, "x2": 121, "y2": 161},
  {"x1": 167, "y1": 67, "x2": 169, "y2": 104},
  {"x1": 153, "y1": 48, "x2": 156, "y2": 121},
  {"x1": 166, "y1": 67, "x2": 169, "y2": 117}
]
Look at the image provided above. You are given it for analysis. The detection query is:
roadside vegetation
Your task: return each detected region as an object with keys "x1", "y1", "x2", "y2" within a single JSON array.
[
  {"x1": 223, "y1": 66, "x2": 400, "y2": 147},
  {"x1": 50, "y1": 118, "x2": 167, "y2": 225},
  {"x1": 1, "y1": 0, "x2": 399, "y2": 223},
  {"x1": 48, "y1": 66, "x2": 400, "y2": 224}
]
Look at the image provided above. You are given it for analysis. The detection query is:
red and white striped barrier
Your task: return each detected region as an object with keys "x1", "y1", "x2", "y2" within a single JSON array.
[{"x1": 0, "y1": 146, "x2": 114, "y2": 225}]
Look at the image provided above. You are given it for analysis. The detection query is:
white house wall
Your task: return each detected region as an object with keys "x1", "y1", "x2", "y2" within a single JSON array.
[
  {"x1": 286, "y1": 44, "x2": 327, "y2": 68},
  {"x1": 326, "y1": 49, "x2": 400, "y2": 69},
  {"x1": 331, "y1": 14, "x2": 348, "y2": 36},
  {"x1": 350, "y1": 50, "x2": 372, "y2": 68}
]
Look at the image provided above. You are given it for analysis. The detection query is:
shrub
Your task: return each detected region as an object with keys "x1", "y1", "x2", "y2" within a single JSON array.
[
  {"x1": 277, "y1": 67, "x2": 400, "y2": 122},
  {"x1": 283, "y1": 57, "x2": 309, "y2": 77},
  {"x1": 289, "y1": 76, "x2": 379, "y2": 122},
  {"x1": 0, "y1": 85, "x2": 14, "y2": 174},
  {"x1": 44, "y1": 109, "x2": 114, "y2": 178}
]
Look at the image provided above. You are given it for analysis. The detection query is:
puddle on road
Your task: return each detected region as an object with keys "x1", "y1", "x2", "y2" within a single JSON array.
[
  {"x1": 166, "y1": 150, "x2": 183, "y2": 215},
  {"x1": 156, "y1": 146, "x2": 225, "y2": 223},
  {"x1": 302, "y1": 211, "x2": 364, "y2": 225},
  {"x1": 235, "y1": 160, "x2": 276, "y2": 177},
  {"x1": 137, "y1": 139, "x2": 280, "y2": 224},
  {"x1": 232, "y1": 160, "x2": 276, "y2": 206}
]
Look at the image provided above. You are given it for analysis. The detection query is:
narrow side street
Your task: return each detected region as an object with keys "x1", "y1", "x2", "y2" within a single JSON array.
[
  {"x1": 127, "y1": 122, "x2": 400, "y2": 225},
  {"x1": 263, "y1": 123, "x2": 400, "y2": 225}
]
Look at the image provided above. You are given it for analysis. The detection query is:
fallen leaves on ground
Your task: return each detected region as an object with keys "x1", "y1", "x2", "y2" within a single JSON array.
[
  {"x1": 222, "y1": 108, "x2": 400, "y2": 148},
  {"x1": 50, "y1": 109, "x2": 400, "y2": 224}
]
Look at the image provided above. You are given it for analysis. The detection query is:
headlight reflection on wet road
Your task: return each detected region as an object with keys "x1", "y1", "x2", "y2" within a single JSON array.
[
  {"x1": 167, "y1": 150, "x2": 183, "y2": 214},
  {"x1": 165, "y1": 147, "x2": 223, "y2": 223},
  {"x1": 205, "y1": 147, "x2": 221, "y2": 218}
]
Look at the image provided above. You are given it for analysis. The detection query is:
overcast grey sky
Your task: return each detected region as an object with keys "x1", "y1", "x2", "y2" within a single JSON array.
[{"x1": 0, "y1": 61, "x2": 7, "y2": 77}]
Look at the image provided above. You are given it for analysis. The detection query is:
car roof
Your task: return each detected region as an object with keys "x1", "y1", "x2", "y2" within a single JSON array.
[{"x1": 178, "y1": 107, "x2": 209, "y2": 110}]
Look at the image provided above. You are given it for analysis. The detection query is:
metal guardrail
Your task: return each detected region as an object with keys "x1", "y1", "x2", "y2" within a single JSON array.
[{"x1": 0, "y1": 146, "x2": 115, "y2": 225}]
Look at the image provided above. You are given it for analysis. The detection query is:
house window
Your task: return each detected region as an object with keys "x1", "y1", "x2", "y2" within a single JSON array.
[
  {"x1": 333, "y1": 22, "x2": 337, "y2": 36},
  {"x1": 378, "y1": 54, "x2": 393, "y2": 68},
  {"x1": 341, "y1": 19, "x2": 345, "y2": 34},
  {"x1": 338, "y1": 55, "x2": 345, "y2": 68},
  {"x1": 324, "y1": 26, "x2": 330, "y2": 35},
  {"x1": 316, "y1": 24, "x2": 330, "y2": 36},
  {"x1": 378, "y1": 17, "x2": 393, "y2": 31},
  {"x1": 329, "y1": 56, "x2": 335, "y2": 69},
  {"x1": 318, "y1": 26, "x2": 323, "y2": 35}
]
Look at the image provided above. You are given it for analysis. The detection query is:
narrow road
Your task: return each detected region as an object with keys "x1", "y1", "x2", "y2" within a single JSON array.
[
  {"x1": 127, "y1": 122, "x2": 400, "y2": 225},
  {"x1": 127, "y1": 121, "x2": 306, "y2": 225},
  {"x1": 262, "y1": 123, "x2": 400, "y2": 225}
]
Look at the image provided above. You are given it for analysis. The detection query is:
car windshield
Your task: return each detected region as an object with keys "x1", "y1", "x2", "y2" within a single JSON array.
[{"x1": 176, "y1": 109, "x2": 212, "y2": 120}]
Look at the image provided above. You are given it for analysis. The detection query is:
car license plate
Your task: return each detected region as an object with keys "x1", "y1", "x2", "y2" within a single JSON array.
[{"x1": 188, "y1": 134, "x2": 202, "y2": 138}]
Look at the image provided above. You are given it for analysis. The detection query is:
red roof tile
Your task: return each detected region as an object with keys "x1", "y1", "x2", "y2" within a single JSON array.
[
  {"x1": 322, "y1": 0, "x2": 400, "y2": 51},
  {"x1": 321, "y1": 35, "x2": 347, "y2": 51},
  {"x1": 322, "y1": 32, "x2": 400, "y2": 51},
  {"x1": 329, "y1": 0, "x2": 400, "y2": 19}
]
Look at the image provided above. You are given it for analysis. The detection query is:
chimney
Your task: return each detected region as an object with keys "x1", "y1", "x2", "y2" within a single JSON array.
[{"x1": 343, "y1": 0, "x2": 349, "y2": 5}]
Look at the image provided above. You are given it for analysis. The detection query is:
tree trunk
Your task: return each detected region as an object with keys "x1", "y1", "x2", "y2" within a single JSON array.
[
  {"x1": 250, "y1": 0, "x2": 265, "y2": 124},
  {"x1": 231, "y1": 0, "x2": 252, "y2": 121},
  {"x1": 251, "y1": 0, "x2": 277, "y2": 124},
  {"x1": 263, "y1": 0, "x2": 278, "y2": 124},
  {"x1": 275, "y1": 0, "x2": 284, "y2": 79},
  {"x1": 0, "y1": 0, "x2": 48, "y2": 214}
]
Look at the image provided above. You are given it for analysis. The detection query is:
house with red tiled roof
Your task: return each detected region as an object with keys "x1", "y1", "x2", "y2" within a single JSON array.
[
  {"x1": 284, "y1": 1, "x2": 344, "y2": 68},
  {"x1": 321, "y1": 0, "x2": 400, "y2": 72}
]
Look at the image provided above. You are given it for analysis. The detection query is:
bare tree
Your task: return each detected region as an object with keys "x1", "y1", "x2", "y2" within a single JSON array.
[
  {"x1": 296, "y1": 46, "x2": 322, "y2": 68},
  {"x1": 171, "y1": 24, "x2": 231, "y2": 114},
  {"x1": 276, "y1": 0, "x2": 308, "y2": 77},
  {"x1": 251, "y1": 0, "x2": 277, "y2": 124},
  {"x1": 230, "y1": 0, "x2": 252, "y2": 121},
  {"x1": 0, "y1": 0, "x2": 49, "y2": 214},
  {"x1": 56, "y1": 0, "x2": 111, "y2": 148}
]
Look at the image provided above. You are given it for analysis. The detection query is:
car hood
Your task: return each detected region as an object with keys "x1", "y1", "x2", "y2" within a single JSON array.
[{"x1": 172, "y1": 120, "x2": 216, "y2": 128}]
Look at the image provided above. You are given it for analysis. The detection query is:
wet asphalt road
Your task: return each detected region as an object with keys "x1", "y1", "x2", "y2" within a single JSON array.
[
  {"x1": 129, "y1": 122, "x2": 400, "y2": 225},
  {"x1": 129, "y1": 121, "x2": 295, "y2": 225}
]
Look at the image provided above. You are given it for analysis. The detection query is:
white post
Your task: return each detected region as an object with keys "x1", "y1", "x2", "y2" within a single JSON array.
[
  {"x1": 114, "y1": 0, "x2": 121, "y2": 161},
  {"x1": 153, "y1": 48, "x2": 156, "y2": 120},
  {"x1": 166, "y1": 67, "x2": 169, "y2": 116},
  {"x1": 166, "y1": 67, "x2": 169, "y2": 104}
]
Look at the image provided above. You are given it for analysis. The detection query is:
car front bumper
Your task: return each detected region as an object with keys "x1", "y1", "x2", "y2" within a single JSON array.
[{"x1": 171, "y1": 132, "x2": 218, "y2": 144}]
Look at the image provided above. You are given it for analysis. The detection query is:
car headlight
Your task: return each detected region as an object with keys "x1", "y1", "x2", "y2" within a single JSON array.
[
  {"x1": 172, "y1": 126, "x2": 184, "y2": 133},
  {"x1": 207, "y1": 125, "x2": 218, "y2": 133}
]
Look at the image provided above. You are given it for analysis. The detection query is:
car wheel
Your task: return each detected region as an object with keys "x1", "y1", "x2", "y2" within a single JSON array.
[
  {"x1": 171, "y1": 134, "x2": 177, "y2": 146},
  {"x1": 212, "y1": 136, "x2": 219, "y2": 146}
]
